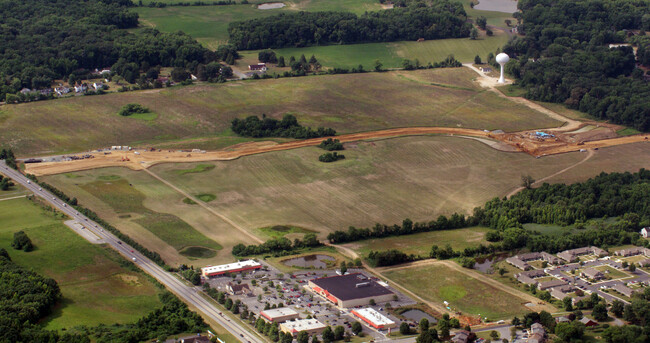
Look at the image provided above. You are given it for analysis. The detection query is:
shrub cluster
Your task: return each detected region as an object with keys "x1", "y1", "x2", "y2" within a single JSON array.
[
  {"x1": 11, "y1": 231, "x2": 34, "y2": 252},
  {"x1": 318, "y1": 152, "x2": 345, "y2": 163},
  {"x1": 318, "y1": 138, "x2": 344, "y2": 151},
  {"x1": 119, "y1": 103, "x2": 150, "y2": 116}
]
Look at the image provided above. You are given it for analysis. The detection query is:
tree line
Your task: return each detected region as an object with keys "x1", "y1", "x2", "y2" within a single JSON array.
[
  {"x1": 231, "y1": 114, "x2": 336, "y2": 139},
  {"x1": 232, "y1": 233, "x2": 321, "y2": 256},
  {"x1": 502, "y1": 0, "x2": 650, "y2": 131},
  {"x1": 0, "y1": 0, "x2": 219, "y2": 101},
  {"x1": 227, "y1": 0, "x2": 471, "y2": 50}
]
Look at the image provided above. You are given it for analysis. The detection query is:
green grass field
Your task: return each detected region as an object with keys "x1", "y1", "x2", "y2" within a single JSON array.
[
  {"x1": 43, "y1": 168, "x2": 245, "y2": 265},
  {"x1": 78, "y1": 177, "x2": 222, "y2": 254},
  {"x1": 257, "y1": 225, "x2": 318, "y2": 239},
  {"x1": 135, "y1": 0, "x2": 509, "y2": 64},
  {"x1": 383, "y1": 262, "x2": 535, "y2": 319},
  {"x1": 344, "y1": 227, "x2": 491, "y2": 257},
  {"x1": 0, "y1": 197, "x2": 163, "y2": 330},
  {"x1": 135, "y1": 0, "x2": 384, "y2": 48},
  {"x1": 2, "y1": 68, "x2": 561, "y2": 156}
]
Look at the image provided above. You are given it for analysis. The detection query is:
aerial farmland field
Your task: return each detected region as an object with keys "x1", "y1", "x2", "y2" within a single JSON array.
[{"x1": 0, "y1": 68, "x2": 560, "y2": 156}]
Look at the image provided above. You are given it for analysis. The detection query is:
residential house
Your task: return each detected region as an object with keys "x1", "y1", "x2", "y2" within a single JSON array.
[
  {"x1": 55, "y1": 87, "x2": 70, "y2": 96},
  {"x1": 579, "y1": 317, "x2": 598, "y2": 327},
  {"x1": 528, "y1": 323, "x2": 546, "y2": 343},
  {"x1": 639, "y1": 259, "x2": 650, "y2": 267},
  {"x1": 581, "y1": 268, "x2": 605, "y2": 281},
  {"x1": 611, "y1": 283, "x2": 636, "y2": 297},
  {"x1": 516, "y1": 269, "x2": 547, "y2": 285},
  {"x1": 507, "y1": 256, "x2": 531, "y2": 270},
  {"x1": 74, "y1": 84, "x2": 88, "y2": 93},
  {"x1": 451, "y1": 330, "x2": 470, "y2": 343},
  {"x1": 555, "y1": 316, "x2": 570, "y2": 323},
  {"x1": 558, "y1": 246, "x2": 608, "y2": 262},
  {"x1": 641, "y1": 227, "x2": 649, "y2": 238},
  {"x1": 179, "y1": 335, "x2": 211, "y2": 343},
  {"x1": 248, "y1": 63, "x2": 267, "y2": 71},
  {"x1": 92, "y1": 82, "x2": 104, "y2": 90},
  {"x1": 226, "y1": 282, "x2": 252, "y2": 295},
  {"x1": 538, "y1": 279, "x2": 568, "y2": 290},
  {"x1": 19, "y1": 88, "x2": 32, "y2": 95},
  {"x1": 614, "y1": 247, "x2": 650, "y2": 257}
]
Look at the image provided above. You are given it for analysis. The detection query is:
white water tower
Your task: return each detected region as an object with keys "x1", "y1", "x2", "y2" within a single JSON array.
[{"x1": 496, "y1": 53, "x2": 510, "y2": 84}]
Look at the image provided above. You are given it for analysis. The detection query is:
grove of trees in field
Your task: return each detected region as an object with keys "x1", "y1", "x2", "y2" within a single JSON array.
[
  {"x1": 502, "y1": 0, "x2": 650, "y2": 131},
  {"x1": 228, "y1": 0, "x2": 471, "y2": 49},
  {"x1": 231, "y1": 114, "x2": 336, "y2": 139}
]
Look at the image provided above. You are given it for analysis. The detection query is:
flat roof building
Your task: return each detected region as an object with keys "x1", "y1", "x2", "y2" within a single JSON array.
[
  {"x1": 201, "y1": 260, "x2": 261, "y2": 277},
  {"x1": 280, "y1": 319, "x2": 326, "y2": 337},
  {"x1": 351, "y1": 308, "x2": 396, "y2": 330},
  {"x1": 308, "y1": 273, "x2": 394, "y2": 308},
  {"x1": 260, "y1": 307, "x2": 300, "y2": 323}
]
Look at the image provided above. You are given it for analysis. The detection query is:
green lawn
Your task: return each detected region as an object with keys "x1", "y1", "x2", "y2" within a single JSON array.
[
  {"x1": 383, "y1": 263, "x2": 536, "y2": 320},
  {"x1": 257, "y1": 225, "x2": 318, "y2": 239},
  {"x1": 0, "y1": 197, "x2": 163, "y2": 330},
  {"x1": 344, "y1": 227, "x2": 491, "y2": 257}
]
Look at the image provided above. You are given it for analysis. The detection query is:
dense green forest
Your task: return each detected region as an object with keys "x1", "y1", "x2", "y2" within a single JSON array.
[
  {"x1": 227, "y1": 0, "x2": 471, "y2": 50},
  {"x1": 503, "y1": 0, "x2": 650, "y2": 131},
  {"x1": 0, "y1": 0, "x2": 215, "y2": 100},
  {"x1": 231, "y1": 114, "x2": 336, "y2": 138}
]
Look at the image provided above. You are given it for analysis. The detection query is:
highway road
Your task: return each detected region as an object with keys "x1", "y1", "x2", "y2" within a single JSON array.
[{"x1": 0, "y1": 161, "x2": 265, "y2": 343}]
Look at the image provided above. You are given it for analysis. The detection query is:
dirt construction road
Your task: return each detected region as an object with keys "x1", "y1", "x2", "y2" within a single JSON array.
[{"x1": 24, "y1": 126, "x2": 648, "y2": 176}]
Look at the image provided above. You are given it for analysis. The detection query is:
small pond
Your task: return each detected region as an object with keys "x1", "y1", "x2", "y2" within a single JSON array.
[
  {"x1": 473, "y1": 255, "x2": 506, "y2": 273},
  {"x1": 401, "y1": 309, "x2": 438, "y2": 324},
  {"x1": 474, "y1": 0, "x2": 518, "y2": 13},
  {"x1": 283, "y1": 254, "x2": 335, "y2": 268},
  {"x1": 258, "y1": 2, "x2": 286, "y2": 9}
]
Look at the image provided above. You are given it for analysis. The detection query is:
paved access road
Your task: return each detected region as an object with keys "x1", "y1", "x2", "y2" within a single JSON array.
[{"x1": 0, "y1": 161, "x2": 264, "y2": 343}]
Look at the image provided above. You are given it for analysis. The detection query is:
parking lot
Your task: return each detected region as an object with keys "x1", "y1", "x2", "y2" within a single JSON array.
[{"x1": 202, "y1": 260, "x2": 418, "y2": 340}]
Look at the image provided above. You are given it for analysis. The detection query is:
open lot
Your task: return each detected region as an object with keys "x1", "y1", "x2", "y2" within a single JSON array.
[
  {"x1": 1, "y1": 68, "x2": 561, "y2": 157},
  {"x1": 382, "y1": 262, "x2": 542, "y2": 320},
  {"x1": 343, "y1": 227, "x2": 491, "y2": 257},
  {"x1": 0, "y1": 197, "x2": 163, "y2": 330},
  {"x1": 39, "y1": 133, "x2": 650, "y2": 264}
]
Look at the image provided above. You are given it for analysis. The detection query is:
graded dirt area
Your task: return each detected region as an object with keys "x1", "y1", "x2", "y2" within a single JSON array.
[{"x1": 24, "y1": 126, "x2": 649, "y2": 176}]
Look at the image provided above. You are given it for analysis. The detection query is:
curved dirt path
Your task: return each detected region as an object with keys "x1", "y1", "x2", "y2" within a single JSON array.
[
  {"x1": 463, "y1": 63, "x2": 582, "y2": 131},
  {"x1": 505, "y1": 149, "x2": 595, "y2": 198}
]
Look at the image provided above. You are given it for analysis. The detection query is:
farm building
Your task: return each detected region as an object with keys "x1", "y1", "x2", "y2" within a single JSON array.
[
  {"x1": 280, "y1": 319, "x2": 326, "y2": 337},
  {"x1": 351, "y1": 308, "x2": 396, "y2": 330},
  {"x1": 248, "y1": 63, "x2": 267, "y2": 71},
  {"x1": 308, "y1": 273, "x2": 394, "y2": 308},
  {"x1": 201, "y1": 260, "x2": 261, "y2": 277},
  {"x1": 260, "y1": 307, "x2": 300, "y2": 323}
]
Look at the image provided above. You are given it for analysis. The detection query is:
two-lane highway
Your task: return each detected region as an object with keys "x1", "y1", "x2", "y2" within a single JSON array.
[{"x1": 1, "y1": 161, "x2": 265, "y2": 343}]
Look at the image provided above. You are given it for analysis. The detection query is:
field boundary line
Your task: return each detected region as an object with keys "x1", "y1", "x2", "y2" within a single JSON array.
[
  {"x1": 505, "y1": 149, "x2": 595, "y2": 198},
  {"x1": 142, "y1": 168, "x2": 264, "y2": 244},
  {"x1": 0, "y1": 194, "x2": 29, "y2": 201}
]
